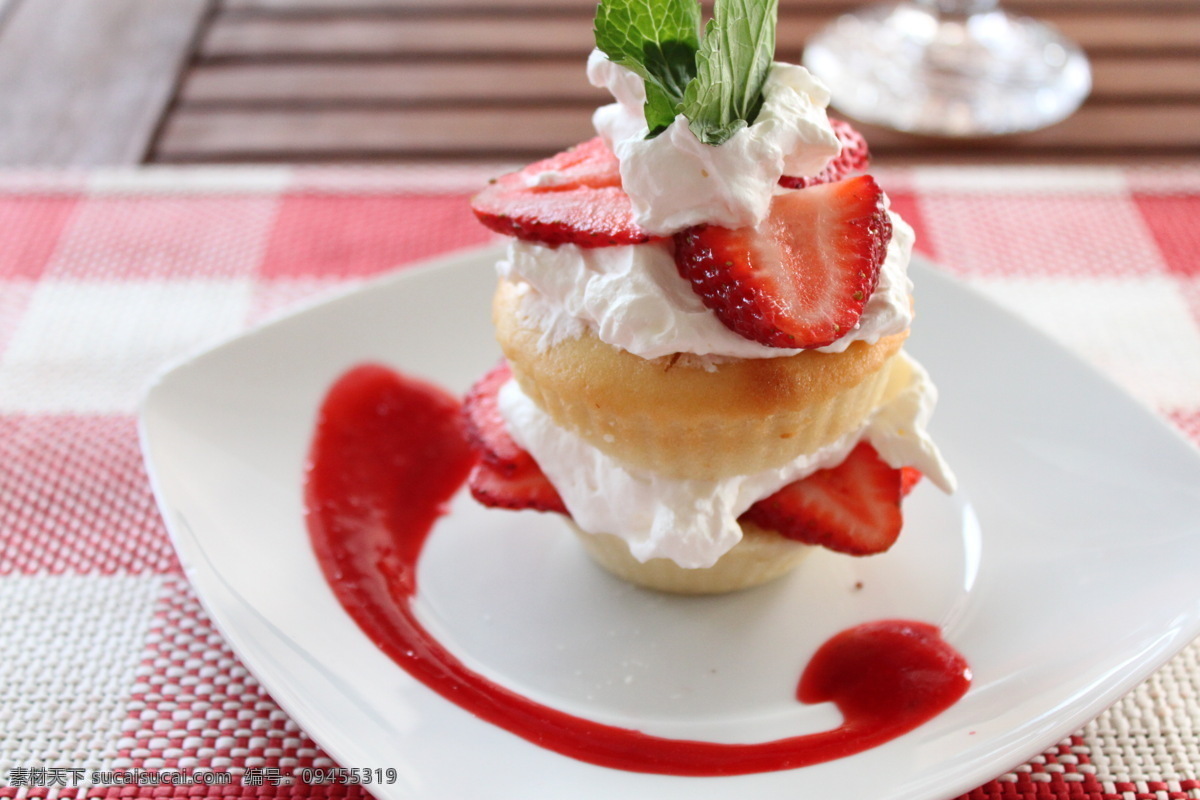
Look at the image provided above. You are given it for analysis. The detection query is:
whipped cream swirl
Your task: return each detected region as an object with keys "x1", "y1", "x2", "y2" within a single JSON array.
[{"x1": 587, "y1": 50, "x2": 841, "y2": 235}]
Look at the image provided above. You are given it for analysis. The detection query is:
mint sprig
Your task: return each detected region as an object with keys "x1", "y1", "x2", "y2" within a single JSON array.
[
  {"x1": 593, "y1": 0, "x2": 701, "y2": 136},
  {"x1": 682, "y1": 0, "x2": 776, "y2": 144},
  {"x1": 593, "y1": 0, "x2": 777, "y2": 146}
]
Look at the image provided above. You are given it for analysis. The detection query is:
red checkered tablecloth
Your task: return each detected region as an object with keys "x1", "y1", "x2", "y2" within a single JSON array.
[{"x1": 0, "y1": 165, "x2": 1197, "y2": 799}]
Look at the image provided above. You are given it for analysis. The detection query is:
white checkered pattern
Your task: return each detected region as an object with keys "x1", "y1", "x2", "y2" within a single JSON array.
[
  {"x1": 973, "y1": 275, "x2": 1200, "y2": 410},
  {"x1": 0, "y1": 280, "x2": 254, "y2": 413},
  {"x1": 0, "y1": 576, "x2": 160, "y2": 779}
]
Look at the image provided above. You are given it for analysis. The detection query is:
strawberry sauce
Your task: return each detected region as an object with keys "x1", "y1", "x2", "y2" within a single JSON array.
[{"x1": 305, "y1": 364, "x2": 971, "y2": 776}]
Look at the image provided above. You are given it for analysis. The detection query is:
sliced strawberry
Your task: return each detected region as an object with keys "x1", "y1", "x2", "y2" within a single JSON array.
[
  {"x1": 780, "y1": 118, "x2": 871, "y2": 189},
  {"x1": 463, "y1": 361, "x2": 567, "y2": 515},
  {"x1": 900, "y1": 466, "x2": 923, "y2": 497},
  {"x1": 471, "y1": 138, "x2": 659, "y2": 248},
  {"x1": 462, "y1": 360, "x2": 526, "y2": 473},
  {"x1": 740, "y1": 442, "x2": 904, "y2": 556},
  {"x1": 468, "y1": 459, "x2": 568, "y2": 515},
  {"x1": 674, "y1": 175, "x2": 891, "y2": 349}
]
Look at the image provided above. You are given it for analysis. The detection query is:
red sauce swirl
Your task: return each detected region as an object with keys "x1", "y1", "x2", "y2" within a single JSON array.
[{"x1": 305, "y1": 364, "x2": 971, "y2": 776}]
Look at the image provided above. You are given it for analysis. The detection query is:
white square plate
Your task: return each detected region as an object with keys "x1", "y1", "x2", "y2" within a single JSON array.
[{"x1": 140, "y1": 245, "x2": 1200, "y2": 800}]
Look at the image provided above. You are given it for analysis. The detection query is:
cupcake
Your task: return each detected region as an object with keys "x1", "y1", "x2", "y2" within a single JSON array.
[{"x1": 463, "y1": 0, "x2": 954, "y2": 593}]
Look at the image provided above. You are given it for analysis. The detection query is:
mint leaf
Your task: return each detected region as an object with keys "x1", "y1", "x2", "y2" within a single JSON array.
[
  {"x1": 682, "y1": 0, "x2": 777, "y2": 145},
  {"x1": 594, "y1": 0, "x2": 701, "y2": 135},
  {"x1": 593, "y1": 0, "x2": 777, "y2": 145},
  {"x1": 641, "y1": 83, "x2": 680, "y2": 136}
]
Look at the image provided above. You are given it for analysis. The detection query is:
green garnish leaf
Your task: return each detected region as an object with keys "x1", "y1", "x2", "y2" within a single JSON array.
[
  {"x1": 594, "y1": 0, "x2": 701, "y2": 135},
  {"x1": 593, "y1": 0, "x2": 777, "y2": 146},
  {"x1": 682, "y1": 0, "x2": 776, "y2": 145}
]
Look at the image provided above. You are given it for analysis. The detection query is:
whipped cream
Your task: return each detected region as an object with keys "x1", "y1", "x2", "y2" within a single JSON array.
[
  {"x1": 587, "y1": 50, "x2": 840, "y2": 234},
  {"x1": 498, "y1": 352, "x2": 955, "y2": 569},
  {"x1": 498, "y1": 211, "x2": 915, "y2": 362}
]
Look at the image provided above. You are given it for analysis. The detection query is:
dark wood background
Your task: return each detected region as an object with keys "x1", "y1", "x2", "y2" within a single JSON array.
[{"x1": 1, "y1": 0, "x2": 1197, "y2": 166}]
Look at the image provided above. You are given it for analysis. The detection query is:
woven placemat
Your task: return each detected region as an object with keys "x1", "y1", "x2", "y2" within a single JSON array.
[{"x1": 0, "y1": 165, "x2": 1197, "y2": 799}]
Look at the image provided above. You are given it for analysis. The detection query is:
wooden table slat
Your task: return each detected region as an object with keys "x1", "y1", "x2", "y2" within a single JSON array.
[
  {"x1": 176, "y1": 54, "x2": 1200, "y2": 108},
  {"x1": 1090, "y1": 57, "x2": 1200, "y2": 100},
  {"x1": 221, "y1": 0, "x2": 1200, "y2": 13},
  {"x1": 199, "y1": 12, "x2": 1200, "y2": 61},
  {"x1": 200, "y1": 17, "x2": 596, "y2": 58},
  {"x1": 154, "y1": 106, "x2": 595, "y2": 160},
  {"x1": 153, "y1": 103, "x2": 1200, "y2": 162},
  {"x1": 179, "y1": 61, "x2": 605, "y2": 105}
]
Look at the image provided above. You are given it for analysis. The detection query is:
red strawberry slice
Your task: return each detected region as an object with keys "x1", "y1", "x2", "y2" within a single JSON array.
[
  {"x1": 900, "y1": 466, "x2": 923, "y2": 497},
  {"x1": 468, "y1": 459, "x2": 568, "y2": 515},
  {"x1": 780, "y1": 118, "x2": 871, "y2": 189},
  {"x1": 471, "y1": 138, "x2": 660, "y2": 248},
  {"x1": 740, "y1": 442, "x2": 904, "y2": 556},
  {"x1": 463, "y1": 361, "x2": 567, "y2": 515},
  {"x1": 674, "y1": 175, "x2": 892, "y2": 349},
  {"x1": 463, "y1": 360, "x2": 527, "y2": 474}
]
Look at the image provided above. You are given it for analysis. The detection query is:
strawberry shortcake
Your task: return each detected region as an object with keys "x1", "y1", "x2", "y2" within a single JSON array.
[{"x1": 463, "y1": 0, "x2": 954, "y2": 594}]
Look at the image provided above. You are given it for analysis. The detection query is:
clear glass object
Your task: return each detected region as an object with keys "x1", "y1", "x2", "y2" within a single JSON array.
[{"x1": 802, "y1": 0, "x2": 1092, "y2": 137}]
